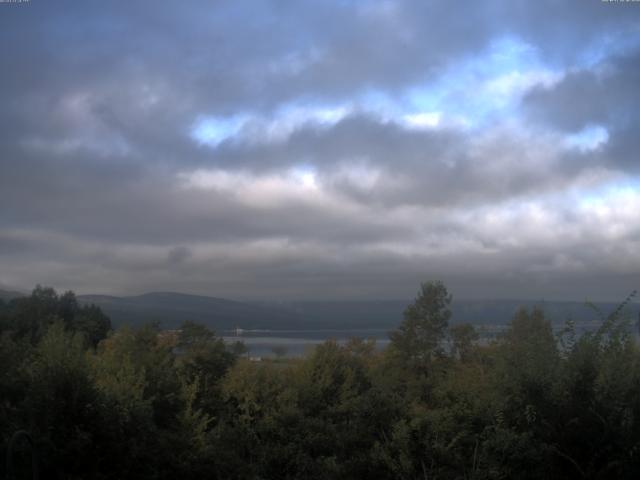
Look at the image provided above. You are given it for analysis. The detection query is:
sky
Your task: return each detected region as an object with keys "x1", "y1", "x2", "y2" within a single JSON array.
[{"x1": 1, "y1": 0, "x2": 640, "y2": 301}]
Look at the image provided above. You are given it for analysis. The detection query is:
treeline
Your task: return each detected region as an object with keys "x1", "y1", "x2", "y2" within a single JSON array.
[{"x1": 1, "y1": 283, "x2": 640, "y2": 479}]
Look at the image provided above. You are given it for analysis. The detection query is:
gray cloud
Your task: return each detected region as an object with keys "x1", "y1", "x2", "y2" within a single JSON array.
[
  {"x1": 1, "y1": 0, "x2": 640, "y2": 299},
  {"x1": 167, "y1": 246, "x2": 192, "y2": 265},
  {"x1": 524, "y1": 47, "x2": 640, "y2": 175}
]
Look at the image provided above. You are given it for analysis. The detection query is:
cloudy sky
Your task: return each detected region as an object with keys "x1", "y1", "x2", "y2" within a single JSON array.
[{"x1": 1, "y1": 0, "x2": 640, "y2": 300}]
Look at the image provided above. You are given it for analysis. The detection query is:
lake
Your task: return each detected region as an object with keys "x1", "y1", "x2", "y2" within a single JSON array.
[
  {"x1": 221, "y1": 320, "x2": 618, "y2": 358},
  {"x1": 222, "y1": 328, "x2": 391, "y2": 358}
]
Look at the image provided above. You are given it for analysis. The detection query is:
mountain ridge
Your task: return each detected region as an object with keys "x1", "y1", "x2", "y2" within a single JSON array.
[
  {"x1": 0, "y1": 289, "x2": 25, "y2": 302},
  {"x1": 73, "y1": 290, "x2": 640, "y2": 332},
  {"x1": 6, "y1": 287, "x2": 637, "y2": 331}
]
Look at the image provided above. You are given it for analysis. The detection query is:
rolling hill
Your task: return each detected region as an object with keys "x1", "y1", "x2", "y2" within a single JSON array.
[
  {"x1": 77, "y1": 292, "x2": 304, "y2": 330},
  {"x1": 0, "y1": 289, "x2": 25, "y2": 302},
  {"x1": 76, "y1": 291, "x2": 640, "y2": 332}
]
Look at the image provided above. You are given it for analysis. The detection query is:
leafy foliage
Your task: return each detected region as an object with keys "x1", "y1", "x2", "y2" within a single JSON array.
[
  {"x1": 2, "y1": 283, "x2": 640, "y2": 479},
  {"x1": 389, "y1": 280, "x2": 452, "y2": 369}
]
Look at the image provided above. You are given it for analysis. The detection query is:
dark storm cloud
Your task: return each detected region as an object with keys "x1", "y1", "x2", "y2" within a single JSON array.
[{"x1": 1, "y1": 0, "x2": 640, "y2": 299}]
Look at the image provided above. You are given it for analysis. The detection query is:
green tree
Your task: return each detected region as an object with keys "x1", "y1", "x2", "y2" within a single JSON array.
[
  {"x1": 271, "y1": 344, "x2": 288, "y2": 359},
  {"x1": 8, "y1": 285, "x2": 59, "y2": 343},
  {"x1": 389, "y1": 281, "x2": 452, "y2": 368},
  {"x1": 25, "y1": 322, "x2": 102, "y2": 478},
  {"x1": 292, "y1": 341, "x2": 395, "y2": 479},
  {"x1": 73, "y1": 303, "x2": 112, "y2": 347},
  {"x1": 176, "y1": 321, "x2": 239, "y2": 419},
  {"x1": 3, "y1": 286, "x2": 111, "y2": 346},
  {"x1": 449, "y1": 323, "x2": 479, "y2": 362},
  {"x1": 177, "y1": 321, "x2": 237, "y2": 383}
]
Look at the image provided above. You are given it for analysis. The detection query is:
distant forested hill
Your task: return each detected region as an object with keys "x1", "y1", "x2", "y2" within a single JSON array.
[
  {"x1": 0, "y1": 289, "x2": 24, "y2": 302},
  {"x1": 77, "y1": 291, "x2": 640, "y2": 331},
  {"x1": 77, "y1": 292, "x2": 301, "y2": 330}
]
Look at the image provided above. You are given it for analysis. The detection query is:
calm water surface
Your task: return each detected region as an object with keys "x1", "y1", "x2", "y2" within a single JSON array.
[
  {"x1": 222, "y1": 329, "x2": 390, "y2": 358},
  {"x1": 222, "y1": 321, "x2": 614, "y2": 358}
]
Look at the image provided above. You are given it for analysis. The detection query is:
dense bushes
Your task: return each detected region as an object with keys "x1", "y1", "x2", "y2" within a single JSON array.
[{"x1": 1, "y1": 284, "x2": 640, "y2": 479}]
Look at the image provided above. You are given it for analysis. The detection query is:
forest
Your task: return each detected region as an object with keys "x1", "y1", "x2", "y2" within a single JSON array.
[{"x1": 1, "y1": 282, "x2": 640, "y2": 479}]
